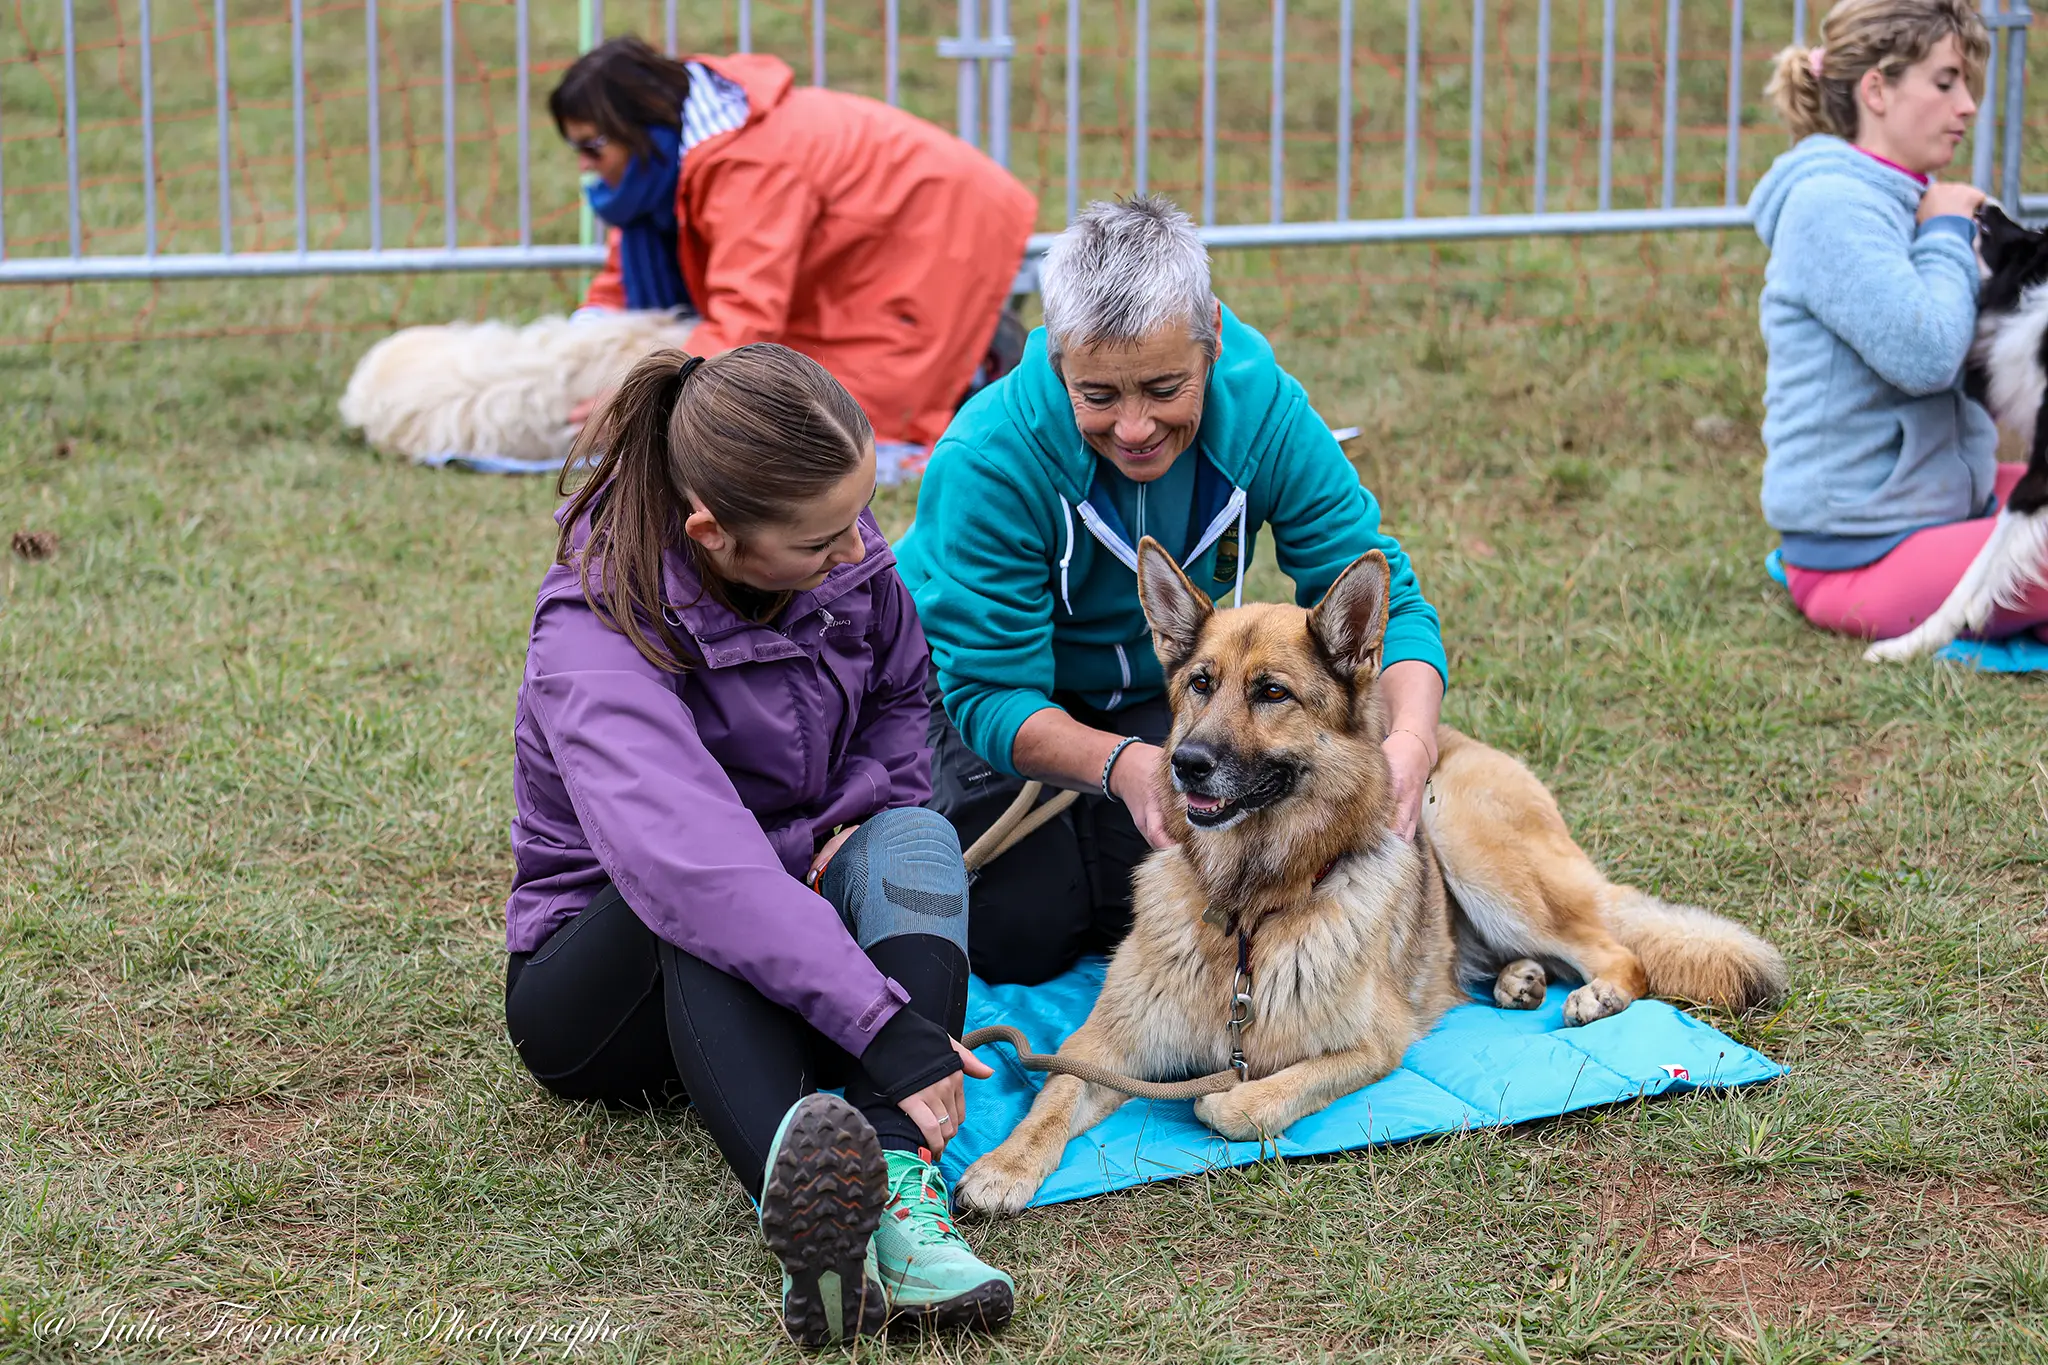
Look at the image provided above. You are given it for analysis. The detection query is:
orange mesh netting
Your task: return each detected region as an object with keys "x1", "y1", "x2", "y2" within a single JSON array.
[{"x1": 0, "y1": 0, "x2": 2035, "y2": 346}]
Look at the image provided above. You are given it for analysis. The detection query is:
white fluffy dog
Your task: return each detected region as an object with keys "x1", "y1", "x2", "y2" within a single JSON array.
[{"x1": 338, "y1": 310, "x2": 698, "y2": 464}]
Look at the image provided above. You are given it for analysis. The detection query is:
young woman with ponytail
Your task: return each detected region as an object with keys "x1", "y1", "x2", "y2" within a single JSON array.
[
  {"x1": 1750, "y1": 2, "x2": 2048, "y2": 645},
  {"x1": 501, "y1": 343, "x2": 1013, "y2": 1347}
]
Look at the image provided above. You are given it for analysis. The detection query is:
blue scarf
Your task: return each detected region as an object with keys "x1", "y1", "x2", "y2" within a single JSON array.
[{"x1": 584, "y1": 124, "x2": 690, "y2": 313}]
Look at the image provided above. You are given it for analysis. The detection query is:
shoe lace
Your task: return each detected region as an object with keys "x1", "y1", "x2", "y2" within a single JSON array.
[{"x1": 884, "y1": 1152, "x2": 964, "y2": 1244}]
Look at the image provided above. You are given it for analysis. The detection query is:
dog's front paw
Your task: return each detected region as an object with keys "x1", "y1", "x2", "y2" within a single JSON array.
[
  {"x1": 1562, "y1": 979, "x2": 1631, "y2": 1026},
  {"x1": 957, "y1": 1144, "x2": 1056, "y2": 1215},
  {"x1": 1193, "y1": 1089, "x2": 1279, "y2": 1143},
  {"x1": 1863, "y1": 634, "x2": 1930, "y2": 663}
]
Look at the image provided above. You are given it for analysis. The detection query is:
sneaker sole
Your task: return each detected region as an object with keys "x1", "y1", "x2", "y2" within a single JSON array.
[
  {"x1": 889, "y1": 1277, "x2": 1016, "y2": 1335},
  {"x1": 758, "y1": 1095, "x2": 889, "y2": 1348}
]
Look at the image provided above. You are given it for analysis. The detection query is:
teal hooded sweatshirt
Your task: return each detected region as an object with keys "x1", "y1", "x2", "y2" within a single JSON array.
[{"x1": 894, "y1": 304, "x2": 1447, "y2": 776}]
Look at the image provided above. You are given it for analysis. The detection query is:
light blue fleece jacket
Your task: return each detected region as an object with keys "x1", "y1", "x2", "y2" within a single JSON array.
[{"x1": 1748, "y1": 135, "x2": 1999, "y2": 569}]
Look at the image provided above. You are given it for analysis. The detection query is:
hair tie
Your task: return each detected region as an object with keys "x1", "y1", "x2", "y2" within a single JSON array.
[
  {"x1": 1807, "y1": 46, "x2": 1827, "y2": 79},
  {"x1": 675, "y1": 354, "x2": 706, "y2": 386}
]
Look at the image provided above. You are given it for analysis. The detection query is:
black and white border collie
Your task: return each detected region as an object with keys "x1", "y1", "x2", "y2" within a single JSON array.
[{"x1": 1865, "y1": 203, "x2": 2048, "y2": 662}]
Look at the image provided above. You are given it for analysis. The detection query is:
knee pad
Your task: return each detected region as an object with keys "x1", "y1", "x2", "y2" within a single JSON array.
[{"x1": 820, "y1": 807, "x2": 968, "y2": 953}]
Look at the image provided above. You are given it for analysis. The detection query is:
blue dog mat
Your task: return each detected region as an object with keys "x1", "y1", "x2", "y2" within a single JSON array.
[
  {"x1": 1764, "y1": 547, "x2": 2048, "y2": 673},
  {"x1": 939, "y1": 956, "x2": 1783, "y2": 1208}
]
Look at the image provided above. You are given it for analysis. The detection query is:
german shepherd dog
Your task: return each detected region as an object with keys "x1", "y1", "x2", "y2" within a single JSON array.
[
  {"x1": 1865, "y1": 203, "x2": 2048, "y2": 661},
  {"x1": 956, "y1": 540, "x2": 1788, "y2": 1214}
]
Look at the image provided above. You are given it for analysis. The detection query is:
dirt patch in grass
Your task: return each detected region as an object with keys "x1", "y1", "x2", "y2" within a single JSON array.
[
  {"x1": 159, "y1": 1082, "x2": 446, "y2": 1160},
  {"x1": 1600, "y1": 1171, "x2": 2048, "y2": 1331},
  {"x1": 1659, "y1": 1235, "x2": 1900, "y2": 1330}
]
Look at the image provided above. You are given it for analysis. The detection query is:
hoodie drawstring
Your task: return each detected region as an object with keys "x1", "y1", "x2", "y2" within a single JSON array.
[
  {"x1": 1058, "y1": 495, "x2": 1076, "y2": 615},
  {"x1": 1232, "y1": 495, "x2": 1248, "y2": 608}
]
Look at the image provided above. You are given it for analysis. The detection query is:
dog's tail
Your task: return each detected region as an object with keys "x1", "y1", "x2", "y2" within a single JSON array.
[{"x1": 1599, "y1": 886, "x2": 1787, "y2": 1012}]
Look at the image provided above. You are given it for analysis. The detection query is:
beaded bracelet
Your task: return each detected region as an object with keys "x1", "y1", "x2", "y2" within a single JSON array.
[{"x1": 1100, "y1": 735, "x2": 1145, "y2": 803}]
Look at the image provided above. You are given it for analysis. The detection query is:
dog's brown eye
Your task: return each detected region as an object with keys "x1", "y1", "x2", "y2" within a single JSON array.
[
  {"x1": 1189, "y1": 673, "x2": 1212, "y2": 695},
  {"x1": 1257, "y1": 683, "x2": 1292, "y2": 703}
]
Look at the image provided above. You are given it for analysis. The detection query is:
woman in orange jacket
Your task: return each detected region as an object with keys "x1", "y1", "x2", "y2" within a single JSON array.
[{"x1": 551, "y1": 37, "x2": 1038, "y2": 448}]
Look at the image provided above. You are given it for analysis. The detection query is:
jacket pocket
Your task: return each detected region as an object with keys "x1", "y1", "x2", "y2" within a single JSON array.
[{"x1": 1826, "y1": 399, "x2": 1971, "y2": 527}]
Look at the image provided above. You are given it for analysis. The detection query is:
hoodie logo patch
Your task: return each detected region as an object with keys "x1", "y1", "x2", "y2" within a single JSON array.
[{"x1": 1213, "y1": 523, "x2": 1241, "y2": 586}]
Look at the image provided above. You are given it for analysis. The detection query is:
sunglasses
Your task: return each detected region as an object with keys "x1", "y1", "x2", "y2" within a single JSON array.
[{"x1": 569, "y1": 133, "x2": 611, "y2": 157}]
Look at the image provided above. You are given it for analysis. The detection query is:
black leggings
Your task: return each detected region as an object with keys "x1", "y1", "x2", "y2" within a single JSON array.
[{"x1": 505, "y1": 883, "x2": 967, "y2": 1201}]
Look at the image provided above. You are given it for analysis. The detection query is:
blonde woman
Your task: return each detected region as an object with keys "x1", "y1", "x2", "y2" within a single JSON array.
[{"x1": 1750, "y1": 1, "x2": 2047, "y2": 644}]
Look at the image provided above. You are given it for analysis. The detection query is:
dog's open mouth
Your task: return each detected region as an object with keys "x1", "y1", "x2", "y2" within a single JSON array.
[
  {"x1": 1182, "y1": 792, "x2": 1240, "y2": 828},
  {"x1": 1180, "y1": 767, "x2": 1300, "y2": 830}
]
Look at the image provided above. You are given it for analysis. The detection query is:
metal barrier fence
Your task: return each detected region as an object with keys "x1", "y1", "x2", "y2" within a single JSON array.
[{"x1": 0, "y1": 0, "x2": 2034, "y2": 287}]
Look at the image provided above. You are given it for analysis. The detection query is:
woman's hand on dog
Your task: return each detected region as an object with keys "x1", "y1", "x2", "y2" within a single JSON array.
[
  {"x1": 1382, "y1": 731, "x2": 1433, "y2": 841},
  {"x1": 900, "y1": 1040, "x2": 995, "y2": 1157},
  {"x1": 1918, "y1": 181, "x2": 1986, "y2": 224},
  {"x1": 1110, "y1": 742, "x2": 1176, "y2": 849}
]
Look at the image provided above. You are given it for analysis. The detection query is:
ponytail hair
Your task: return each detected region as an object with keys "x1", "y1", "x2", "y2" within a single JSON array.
[
  {"x1": 554, "y1": 343, "x2": 874, "y2": 672},
  {"x1": 1767, "y1": 0, "x2": 1989, "y2": 142}
]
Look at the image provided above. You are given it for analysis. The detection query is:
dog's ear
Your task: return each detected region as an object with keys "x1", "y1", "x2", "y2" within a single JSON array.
[
  {"x1": 1308, "y1": 549, "x2": 1391, "y2": 679},
  {"x1": 1137, "y1": 535, "x2": 1214, "y2": 674}
]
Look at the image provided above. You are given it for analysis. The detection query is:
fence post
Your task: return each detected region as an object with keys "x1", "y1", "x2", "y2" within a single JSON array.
[
  {"x1": 63, "y1": 0, "x2": 81, "y2": 258},
  {"x1": 956, "y1": 0, "x2": 981, "y2": 148},
  {"x1": 1974, "y1": 0, "x2": 2001, "y2": 192},
  {"x1": 989, "y1": 0, "x2": 1010, "y2": 167},
  {"x1": 1070, "y1": 0, "x2": 1084, "y2": 220},
  {"x1": 1997, "y1": 0, "x2": 2028, "y2": 209},
  {"x1": 1135, "y1": 0, "x2": 1150, "y2": 193},
  {"x1": 579, "y1": 0, "x2": 599, "y2": 246},
  {"x1": 941, "y1": 0, "x2": 1014, "y2": 163}
]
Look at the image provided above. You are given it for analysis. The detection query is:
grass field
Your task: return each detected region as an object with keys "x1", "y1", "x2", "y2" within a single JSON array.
[
  {"x1": 6, "y1": 263, "x2": 2048, "y2": 1362},
  {"x1": 5, "y1": 0, "x2": 2048, "y2": 1360}
]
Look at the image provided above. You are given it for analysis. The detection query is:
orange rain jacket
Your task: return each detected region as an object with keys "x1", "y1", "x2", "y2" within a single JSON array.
[{"x1": 585, "y1": 54, "x2": 1039, "y2": 447}]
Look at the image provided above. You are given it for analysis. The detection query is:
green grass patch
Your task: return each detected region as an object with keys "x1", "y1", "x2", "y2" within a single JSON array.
[{"x1": 4, "y1": 279, "x2": 2046, "y2": 1363}]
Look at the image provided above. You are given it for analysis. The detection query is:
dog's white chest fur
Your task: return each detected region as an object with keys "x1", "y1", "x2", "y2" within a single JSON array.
[
  {"x1": 1973, "y1": 279, "x2": 2048, "y2": 443},
  {"x1": 1864, "y1": 276, "x2": 2048, "y2": 660}
]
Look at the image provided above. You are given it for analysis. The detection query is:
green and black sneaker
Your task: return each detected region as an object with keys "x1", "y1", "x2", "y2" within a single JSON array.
[
  {"x1": 874, "y1": 1147, "x2": 1015, "y2": 1333},
  {"x1": 757, "y1": 1094, "x2": 889, "y2": 1348}
]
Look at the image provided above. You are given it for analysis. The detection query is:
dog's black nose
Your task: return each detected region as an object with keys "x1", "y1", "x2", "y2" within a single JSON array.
[{"x1": 1171, "y1": 743, "x2": 1217, "y2": 787}]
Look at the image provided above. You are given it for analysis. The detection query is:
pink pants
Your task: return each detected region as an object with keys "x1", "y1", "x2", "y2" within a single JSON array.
[{"x1": 1785, "y1": 463, "x2": 2048, "y2": 642}]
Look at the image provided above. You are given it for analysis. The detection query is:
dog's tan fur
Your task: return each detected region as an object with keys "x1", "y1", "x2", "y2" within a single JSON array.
[
  {"x1": 956, "y1": 539, "x2": 1788, "y2": 1214},
  {"x1": 338, "y1": 310, "x2": 697, "y2": 463}
]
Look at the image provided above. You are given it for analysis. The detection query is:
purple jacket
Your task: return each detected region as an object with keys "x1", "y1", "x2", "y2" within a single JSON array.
[{"x1": 505, "y1": 507, "x2": 934, "y2": 1059}]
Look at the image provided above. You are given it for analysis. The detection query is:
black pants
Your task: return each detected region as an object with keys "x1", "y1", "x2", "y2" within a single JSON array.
[
  {"x1": 925, "y1": 677, "x2": 1174, "y2": 986},
  {"x1": 504, "y1": 883, "x2": 965, "y2": 1201}
]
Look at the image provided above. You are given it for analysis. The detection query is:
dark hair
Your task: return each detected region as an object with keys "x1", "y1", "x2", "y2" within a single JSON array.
[
  {"x1": 548, "y1": 36, "x2": 692, "y2": 160},
  {"x1": 555, "y1": 344, "x2": 875, "y2": 672}
]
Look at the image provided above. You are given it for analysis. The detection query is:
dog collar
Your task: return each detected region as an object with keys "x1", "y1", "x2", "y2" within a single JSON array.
[{"x1": 1227, "y1": 853, "x2": 1344, "y2": 1077}]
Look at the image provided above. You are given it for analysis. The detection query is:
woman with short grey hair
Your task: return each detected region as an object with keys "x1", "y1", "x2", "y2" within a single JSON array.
[
  {"x1": 897, "y1": 194, "x2": 1448, "y2": 986},
  {"x1": 1039, "y1": 194, "x2": 1221, "y2": 365}
]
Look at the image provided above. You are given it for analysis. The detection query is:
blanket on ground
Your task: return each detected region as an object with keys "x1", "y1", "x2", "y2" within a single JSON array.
[{"x1": 938, "y1": 956, "x2": 1783, "y2": 1208}]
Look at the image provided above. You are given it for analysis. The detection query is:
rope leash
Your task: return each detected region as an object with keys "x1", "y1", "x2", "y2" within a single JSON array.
[
  {"x1": 960, "y1": 781, "x2": 1079, "y2": 873},
  {"x1": 958, "y1": 840, "x2": 1360, "y2": 1101},
  {"x1": 958, "y1": 1024, "x2": 1241, "y2": 1100},
  {"x1": 956, "y1": 785, "x2": 1245, "y2": 1099}
]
